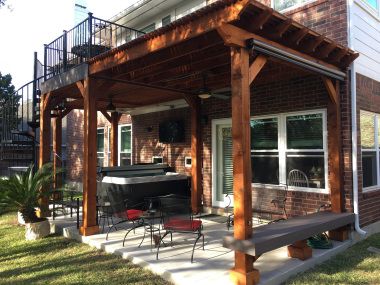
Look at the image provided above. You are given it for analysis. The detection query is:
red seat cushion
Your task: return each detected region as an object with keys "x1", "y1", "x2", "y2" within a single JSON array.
[
  {"x1": 116, "y1": 209, "x2": 143, "y2": 220},
  {"x1": 164, "y1": 218, "x2": 202, "y2": 231}
]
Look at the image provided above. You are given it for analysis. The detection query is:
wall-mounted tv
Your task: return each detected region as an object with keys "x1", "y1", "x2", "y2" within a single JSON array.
[{"x1": 159, "y1": 120, "x2": 185, "y2": 143}]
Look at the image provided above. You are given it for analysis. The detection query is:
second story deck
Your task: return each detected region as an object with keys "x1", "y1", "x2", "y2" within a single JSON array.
[{"x1": 44, "y1": 13, "x2": 145, "y2": 80}]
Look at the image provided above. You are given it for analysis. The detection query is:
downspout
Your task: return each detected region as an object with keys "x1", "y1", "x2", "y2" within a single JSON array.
[{"x1": 347, "y1": 0, "x2": 367, "y2": 236}]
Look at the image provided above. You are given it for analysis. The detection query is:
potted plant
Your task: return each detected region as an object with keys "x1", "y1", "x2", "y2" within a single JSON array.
[{"x1": 0, "y1": 163, "x2": 60, "y2": 240}]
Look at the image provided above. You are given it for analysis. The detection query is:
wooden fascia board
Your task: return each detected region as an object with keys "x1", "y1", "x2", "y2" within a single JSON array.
[{"x1": 89, "y1": 0, "x2": 249, "y2": 75}]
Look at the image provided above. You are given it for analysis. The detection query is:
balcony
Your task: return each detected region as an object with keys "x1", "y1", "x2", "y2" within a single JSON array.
[{"x1": 44, "y1": 13, "x2": 145, "y2": 79}]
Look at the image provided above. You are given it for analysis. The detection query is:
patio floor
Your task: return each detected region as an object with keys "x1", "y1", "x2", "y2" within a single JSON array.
[{"x1": 50, "y1": 214, "x2": 352, "y2": 285}]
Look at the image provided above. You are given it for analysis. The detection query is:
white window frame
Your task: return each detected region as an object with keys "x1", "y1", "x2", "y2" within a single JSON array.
[
  {"x1": 212, "y1": 109, "x2": 328, "y2": 204},
  {"x1": 355, "y1": 0, "x2": 380, "y2": 19},
  {"x1": 107, "y1": 127, "x2": 111, "y2": 167},
  {"x1": 97, "y1": 127, "x2": 105, "y2": 166},
  {"x1": 271, "y1": 0, "x2": 318, "y2": 13},
  {"x1": 118, "y1": 124, "x2": 133, "y2": 166},
  {"x1": 152, "y1": 156, "x2": 164, "y2": 164},
  {"x1": 361, "y1": 110, "x2": 380, "y2": 192}
]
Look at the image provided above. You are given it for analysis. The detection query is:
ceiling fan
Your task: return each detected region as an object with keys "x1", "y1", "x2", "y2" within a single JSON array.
[{"x1": 196, "y1": 73, "x2": 230, "y2": 100}]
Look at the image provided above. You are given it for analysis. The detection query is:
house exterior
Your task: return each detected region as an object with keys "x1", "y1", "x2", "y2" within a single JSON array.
[
  {"x1": 61, "y1": 0, "x2": 380, "y2": 232},
  {"x1": 25, "y1": 0, "x2": 376, "y2": 283}
]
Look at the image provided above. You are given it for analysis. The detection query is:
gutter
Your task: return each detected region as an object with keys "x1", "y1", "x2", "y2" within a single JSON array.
[{"x1": 347, "y1": 0, "x2": 367, "y2": 236}]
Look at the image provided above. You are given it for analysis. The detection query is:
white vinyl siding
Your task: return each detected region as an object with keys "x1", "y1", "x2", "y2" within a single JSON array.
[{"x1": 352, "y1": 1, "x2": 380, "y2": 82}]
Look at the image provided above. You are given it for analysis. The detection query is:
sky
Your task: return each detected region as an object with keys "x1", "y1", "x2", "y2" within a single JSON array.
[{"x1": 0, "y1": 0, "x2": 138, "y2": 89}]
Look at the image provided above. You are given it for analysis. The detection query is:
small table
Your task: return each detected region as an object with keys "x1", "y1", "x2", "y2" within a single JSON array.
[{"x1": 139, "y1": 210, "x2": 163, "y2": 250}]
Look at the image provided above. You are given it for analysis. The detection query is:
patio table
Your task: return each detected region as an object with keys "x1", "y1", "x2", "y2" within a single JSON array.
[{"x1": 138, "y1": 210, "x2": 163, "y2": 250}]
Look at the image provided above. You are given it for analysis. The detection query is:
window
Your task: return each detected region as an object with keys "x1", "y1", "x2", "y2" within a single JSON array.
[
  {"x1": 152, "y1": 156, "x2": 163, "y2": 164},
  {"x1": 273, "y1": 0, "x2": 314, "y2": 11},
  {"x1": 360, "y1": 111, "x2": 379, "y2": 189},
  {"x1": 251, "y1": 118, "x2": 279, "y2": 184},
  {"x1": 364, "y1": 0, "x2": 378, "y2": 10},
  {"x1": 107, "y1": 128, "x2": 111, "y2": 166},
  {"x1": 119, "y1": 125, "x2": 132, "y2": 166},
  {"x1": 97, "y1": 128, "x2": 105, "y2": 166},
  {"x1": 162, "y1": 15, "x2": 171, "y2": 27},
  {"x1": 141, "y1": 23, "x2": 155, "y2": 34},
  {"x1": 251, "y1": 110, "x2": 327, "y2": 191}
]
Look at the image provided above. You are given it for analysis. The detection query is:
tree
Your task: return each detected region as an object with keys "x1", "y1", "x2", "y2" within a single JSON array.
[
  {"x1": 0, "y1": 1, "x2": 6, "y2": 8},
  {"x1": 0, "y1": 72, "x2": 19, "y2": 138}
]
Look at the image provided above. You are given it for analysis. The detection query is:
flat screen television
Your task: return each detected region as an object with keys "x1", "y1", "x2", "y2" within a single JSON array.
[{"x1": 159, "y1": 120, "x2": 185, "y2": 143}]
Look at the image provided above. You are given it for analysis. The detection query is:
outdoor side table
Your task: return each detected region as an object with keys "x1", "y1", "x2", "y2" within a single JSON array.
[{"x1": 139, "y1": 211, "x2": 163, "y2": 250}]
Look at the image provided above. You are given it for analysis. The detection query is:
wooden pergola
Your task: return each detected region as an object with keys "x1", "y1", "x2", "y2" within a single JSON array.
[{"x1": 39, "y1": 1, "x2": 358, "y2": 284}]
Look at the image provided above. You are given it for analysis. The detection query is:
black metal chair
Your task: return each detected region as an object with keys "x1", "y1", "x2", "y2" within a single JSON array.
[
  {"x1": 105, "y1": 188, "x2": 144, "y2": 240},
  {"x1": 156, "y1": 195, "x2": 204, "y2": 263}
]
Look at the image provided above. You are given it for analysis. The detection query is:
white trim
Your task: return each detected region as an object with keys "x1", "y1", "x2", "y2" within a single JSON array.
[
  {"x1": 271, "y1": 0, "x2": 318, "y2": 13},
  {"x1": 97, "y1": 127, "x2": 105, "y2": 166},
  {"x1": 360, "y1": 110, "x2": 380, "y2": 192},
  {"x1": 211, "y1": 109, "x2": 329, "y2": 208},
  {"x1": 212, "y1": 118, "x2": 232, "y2": 208},
  {"x1": 118, "y1": 123, "x2": 133, "y2": 166}
]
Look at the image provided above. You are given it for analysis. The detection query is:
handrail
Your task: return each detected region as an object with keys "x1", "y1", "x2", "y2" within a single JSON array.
[{"x1": 44, "y1": 13, "x2": 145, "y2": 80}]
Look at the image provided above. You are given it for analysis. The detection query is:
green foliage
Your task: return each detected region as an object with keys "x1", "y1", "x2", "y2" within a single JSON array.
[
  {"x1": 0, "y1": 163, "x2": 61, "y2": 223},
  {"x1": 0, "y1": 72, "x2": 20, "y2": 133}
]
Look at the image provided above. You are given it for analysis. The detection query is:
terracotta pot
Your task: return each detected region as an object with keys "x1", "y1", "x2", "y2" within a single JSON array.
[{"x1": 25, "y1": 219, "x2": 50, "y2": 240}]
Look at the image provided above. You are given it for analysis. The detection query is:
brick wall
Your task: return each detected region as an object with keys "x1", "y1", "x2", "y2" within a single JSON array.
[
  {"x1": 66, "y1": 110, "x2": 131, "y2": 182},
  {"x1": 356, "y1": 74, "x2": 380, "y2": 226}
]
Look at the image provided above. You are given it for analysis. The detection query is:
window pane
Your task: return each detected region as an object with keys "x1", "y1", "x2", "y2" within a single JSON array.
[
  {"x1": 251, "y1": 118, "x2": 278, "y2": 150},
  {"x1": 97, "y1": 129, "x2": 104, "y2": 152},
  {"x1": 252, "y1": 153, "x2": 279, "y2": 184},
  {"x1": 286, "y1": 152, "x2": 325, "y2": 188},
  {"x1": 361, "y1": 112, "x2": 375, "y2": 149},
  {"x1": 121, "y1": 126, "x2": 131, "y2": 152},
  {"x1": 162, "y1": 15, "x2": 171, "y2": 27},
  {"x1": 287, "y1": 114, "x2": 323, "y2": 149},
  {"x1": 120, "y1": 153, "x2": 131, "y2": 166},
  {"x1": 141, "y1": 23, "x2": 155, "y2": 33},
  {"x1": 274, "y1": 0, "x2": 310, "y2": 11},
  {"x1": 365, "y1": 0, "x2": 378, "y2": 9},
  {"x1": 363, "y1": 151, "x2": 377, "y2": 188}
]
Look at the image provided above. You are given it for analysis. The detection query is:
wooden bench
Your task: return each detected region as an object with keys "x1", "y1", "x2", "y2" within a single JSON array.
[{"x1": 223, "y1": 211, "x2": 354, "y2": 260}]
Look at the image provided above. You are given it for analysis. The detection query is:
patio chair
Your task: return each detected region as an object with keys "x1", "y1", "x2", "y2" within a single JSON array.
[
  {"x1": 156, "y1": 195, "x2": 204, "y2": 263},
  {"x1": 105, "y1": 188, "x2": 144, "y2": 240},
  {"x1": 287, "y1": 169, "x2": 309, "y2": 188}
]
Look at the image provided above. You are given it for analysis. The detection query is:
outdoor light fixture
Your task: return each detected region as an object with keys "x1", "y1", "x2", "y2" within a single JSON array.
[
  {"x1": 106, "y1": 98, "x2": 116, "y2": 112},
  {"x1": 198, "y1": 89, "x2": 212, "y2": 99},
  {"x1": 197, "y1": 74, "x2": 212, "y2": 99}
]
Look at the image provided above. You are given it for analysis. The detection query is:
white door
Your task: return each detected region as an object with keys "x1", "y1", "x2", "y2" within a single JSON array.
[{"x1": 212, "y1": 121, "x2": 233, "y2": 207}]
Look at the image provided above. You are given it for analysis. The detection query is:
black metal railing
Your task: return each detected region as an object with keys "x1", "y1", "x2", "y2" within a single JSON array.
[
  {"x1": 0, "y1": 76, "x2": 43, "y2": 143},
  {"x1": 44, "y1": 13, "x2": 145, "y2": 79}
]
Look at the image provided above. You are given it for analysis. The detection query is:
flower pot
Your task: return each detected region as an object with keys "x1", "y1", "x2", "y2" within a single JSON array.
[
  {"x1": 17, "y1": 212, "x2": 26, "y2": 225},
  {"x1": 25, "y1": 219, "x2": 50, "y2": 240}
]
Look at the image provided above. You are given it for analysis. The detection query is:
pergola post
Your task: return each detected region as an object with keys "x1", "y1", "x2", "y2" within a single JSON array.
[
  {"x1": 190, "y1": 99, "x2": 202, "y2": 213},
  {"x1": 110, "y1": 112, "x2": 120, "y2": 167},
  {"x1": 52, "y1": 116, "x2": 62, "y2": 189},
  {"x1": 323, "y1": 77, "x2": 347, "y2": 241},
  {"x1": 230, "y1": 47, "x2": 258, "y2": 285},
  {"x1": 183, "y1": 95, "x2": 203, "y2": 213},
  {"x1": 39, "y1": 92, "x2": 52, "y2": 217},
  {"x1": 80, "y1": 77, "x2": 99, "y2": 236}
]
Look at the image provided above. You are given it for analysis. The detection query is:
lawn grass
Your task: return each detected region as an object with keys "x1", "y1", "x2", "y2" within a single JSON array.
[
  {"x1": 0, "y1": 212, "x2": 171, "y2": 285},
  {"x1": 286, "y1": 233, "x2": 380, "y2": 285}
]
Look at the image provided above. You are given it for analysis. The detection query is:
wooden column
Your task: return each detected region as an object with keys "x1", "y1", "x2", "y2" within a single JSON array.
[
  {"x1": 323, "y1": 77, "x2": 347, "y2": 241},
  {"x1": 191, "y1": 99, "x2": 202, "y2": 213},
  {"x1": 80, "y1": 77, "x2": 99, "y2": 236},
  {"x1": 230, "y1": 47, "x2": 258, "y2": 285},
  {"x1": 110, "y1": 112, "x2": 119, "y2": 167},
  {"x1": 39, "y1": 92, "x2": 52, "y2": 217},
  {"x1": 52, "y1": 116, "x2": 62, "y2": 190}
]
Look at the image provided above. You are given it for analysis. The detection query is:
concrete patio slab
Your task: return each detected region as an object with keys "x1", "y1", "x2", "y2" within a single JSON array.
[{"x1": 50, "y1": 215, "x2": 352, "y2": 285}]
